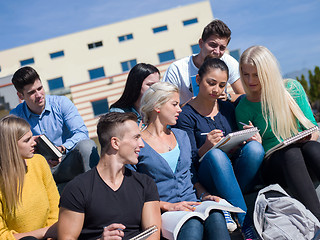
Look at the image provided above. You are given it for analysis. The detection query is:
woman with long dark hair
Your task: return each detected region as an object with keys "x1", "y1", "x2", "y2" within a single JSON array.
[
  {"x1": 110, "y1": 63, "x2": 160, "y2": 125},
  {"x1": 175, "y1": 58, "x2": 264, "y2": 239}
]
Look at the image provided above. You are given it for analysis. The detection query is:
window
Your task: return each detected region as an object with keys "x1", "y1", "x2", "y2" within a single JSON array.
[
  {"x1": 121, "y1": 59, "x2": 137, "y2": 72},
  {"x1": 158, "y1": 50, "x2": 175, "y2": 63},
  {"x1": 91, "y1": 99, "x2": 109, "y2": 116},
  {"x1": 20, "y1": 58, "x2": 35, "y2": 66},
  {"x1": 89, "y1": 67, "x2": 105, "y2": 80},
  {"x1": 191, "y1": 44, "x2": 200, "y2": 54},
  {"x1": 118, "y1": 34, "x2": 133, "y2": 42},
  {"x1": 183, "y1": 18, "x2": 198, "y2": 26},
  {"x1": 229, "y1": 49, "x2": 241, "y2": 61},
  {"x1": 88, "y1": 41, "x2": 103, "y2": 49},
  {"x1": 50, "y1": 50, "x2": 64, "y2": 59},
  {"x1": 48, "y1": 77, "x2": 64, "y2": 91},
  {"x1": 152, "y1": 25, "x2": 168, "y2": 34}
]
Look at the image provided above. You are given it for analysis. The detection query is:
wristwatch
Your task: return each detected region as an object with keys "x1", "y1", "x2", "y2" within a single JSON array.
[
  {"x1": 59, "y1": 145, "x2": 66, "y2": 154},
  {"x1": 226, "y1": 93, "x2": 232, "y2": 102}
]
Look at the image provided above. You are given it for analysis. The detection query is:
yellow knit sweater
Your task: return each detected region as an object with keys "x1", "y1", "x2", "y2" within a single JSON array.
[{"x1": 0, "y1": 154, "x2": 59, "y2": 239}]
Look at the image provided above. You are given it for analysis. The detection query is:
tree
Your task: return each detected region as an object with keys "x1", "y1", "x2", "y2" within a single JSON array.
[
  {"x1": 297, "y1": 66, "x2": 320, "y2": 103},
  {"x1": 308, "y1": 66, "x2": 320, "y2": 102},
  {"x1": 296, "y1": 74, "x2": 309, "y2": 96}
]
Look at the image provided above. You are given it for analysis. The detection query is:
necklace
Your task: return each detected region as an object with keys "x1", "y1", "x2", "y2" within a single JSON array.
[{"x1": 145, "y1": 128, "x2": 172, "y2": 151}]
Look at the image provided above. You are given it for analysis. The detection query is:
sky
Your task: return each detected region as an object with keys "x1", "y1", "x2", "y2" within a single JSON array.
[{"x1": 0, "y1": 0, "x2": 319, "y2": 76}]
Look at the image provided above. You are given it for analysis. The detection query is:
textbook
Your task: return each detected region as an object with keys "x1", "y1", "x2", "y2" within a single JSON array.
[
  {"x1": 161, "y1": 200, "x2": 245, "y2": 240},
  {"x1": 129, "y1": 225, "x2": 158, "y2": 240},
  {"x1": 35, "y1": 134, "x2": 62, "y2": 161},
  {"x1": 264, "y1": 125, "x2": 319, "y2": 159},
  {"x1": 199, "y1": 127, "x2": 259, "y2": 162},
  {"x1": 190, "y1": 75, "x2": 199, "y2": 97}
]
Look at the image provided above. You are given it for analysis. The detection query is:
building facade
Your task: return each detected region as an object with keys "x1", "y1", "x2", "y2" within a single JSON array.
[
  {"x1": 0, "y1": 1, "x2": 213, "y2": 92},
  {"x1": 0, "y1": 0, "x2": 216, "y2": 137}
]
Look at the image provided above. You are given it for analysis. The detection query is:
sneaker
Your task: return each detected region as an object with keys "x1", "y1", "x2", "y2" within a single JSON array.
[
  {"x1": 222, "y1": 210, "x2": 237, "y2": 233},
  {"x1": 241, "y1": 224, "x2": 261, "y2": 240}
]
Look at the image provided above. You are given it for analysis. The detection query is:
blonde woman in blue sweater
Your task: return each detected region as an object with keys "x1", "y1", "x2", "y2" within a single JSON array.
[{"x1": 128, "y1": 82, "x2": 230, "y2": 240}]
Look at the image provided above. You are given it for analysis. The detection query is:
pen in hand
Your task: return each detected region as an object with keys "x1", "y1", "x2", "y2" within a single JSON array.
[
  {"x1": 201, "y1": 131, "x2": 225, "y2": 135},
  {"x1": 239, "y1": 121, "x2": 254, "y2": 127}
]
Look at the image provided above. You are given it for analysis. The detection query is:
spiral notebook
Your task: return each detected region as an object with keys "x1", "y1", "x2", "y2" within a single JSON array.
[
  {"x1": 199, "y1": 127, "x2": 259, "y2": 162},
  {"x1": 264, "y1": 125, "x2": 319, "y2": 159},
  {"x1": 129, "y1": 225, "x2": 158, "y2": 240}
]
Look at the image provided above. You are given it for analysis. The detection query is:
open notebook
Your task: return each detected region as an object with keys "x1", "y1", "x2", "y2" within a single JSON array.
[
  {"x1": 161, "y1": 199, "x2": 244, "y2": 240},
  {"x1": 264, "y1": 125, "x2": 319, "y2": 159},
  {"x1": 199, "y1": 127, "x2": 259, "y2": 162}
]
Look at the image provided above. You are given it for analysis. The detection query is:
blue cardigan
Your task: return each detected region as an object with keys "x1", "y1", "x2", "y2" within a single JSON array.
[{"x1": 128, "y1": 128, "x2": 197, "y2": 203}]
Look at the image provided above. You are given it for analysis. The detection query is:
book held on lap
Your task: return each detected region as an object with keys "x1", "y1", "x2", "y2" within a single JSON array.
[
  {"x1": 264, "y1": 125, "x2": 319, "y2": 159},
  {"x1": 199, "y1": 127, "x2": 259, "y2": 162},
  {"x1": 35, "y1": 134, "x2": 62, "y2": 160},
  {"x1": 129, "y1": 225, "x2": 158, "y2": 240},
  {"x1": 161, "y1": 199, "x2": 245, "y2": 240}
]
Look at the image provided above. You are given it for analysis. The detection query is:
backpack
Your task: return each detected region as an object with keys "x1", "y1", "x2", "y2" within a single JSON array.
[{"x1": 253, "y1": 184, "x2": 320, "y2": 240}]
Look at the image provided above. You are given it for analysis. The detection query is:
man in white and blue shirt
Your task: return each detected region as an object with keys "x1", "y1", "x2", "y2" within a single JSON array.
[{"x1": 163, "y1": 19, "x2": 245, "y2": 105}]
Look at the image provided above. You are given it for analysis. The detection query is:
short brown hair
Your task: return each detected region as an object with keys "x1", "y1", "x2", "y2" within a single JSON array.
[
  {"x1": 11, "y1": 66, "x2": 40, "y2": 93},
  {"x1": 201, "y1": 19, "x2": 231, "y2": 43},
  {"x1": 97, "y1": 112, "x2": 137, "y2": 152}
]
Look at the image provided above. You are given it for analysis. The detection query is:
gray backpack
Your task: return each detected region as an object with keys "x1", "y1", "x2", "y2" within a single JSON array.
[{"x1": 253, "y1": 184, "x2": 320, "y2": 240}]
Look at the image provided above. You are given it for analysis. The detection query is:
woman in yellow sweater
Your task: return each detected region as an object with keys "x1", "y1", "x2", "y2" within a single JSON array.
[{"x1": 0, "y1": 115, "x2": 59, "y2": 240}]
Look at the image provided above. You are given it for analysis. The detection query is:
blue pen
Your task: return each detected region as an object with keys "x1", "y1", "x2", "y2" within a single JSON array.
[
  {"x1": 239, "y1": 121, "x2": 255, "y2": 127},
  {"x1": 103, "y1": 226, "x2": 124, "y2": 231},
  {"x1": 239, "y1": 121, "x2": 249, "y2": 127},
  {"x1": 201, "y1": 131, "x2": 225, "y2": 135}
]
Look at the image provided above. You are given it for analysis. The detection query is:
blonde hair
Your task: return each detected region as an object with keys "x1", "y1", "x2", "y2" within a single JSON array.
[
  {"x1": 140, "y1": 82, "x2": 179, "y2": 124},
  {"x1": 0, "y1": 115, "x2": 30, "y2": 218},
  {"x1": 239, "y1": 46, "x2": 314, "y2": 140}
]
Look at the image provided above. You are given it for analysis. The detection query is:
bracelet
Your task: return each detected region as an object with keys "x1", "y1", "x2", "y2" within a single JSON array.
[{"x1": 199, "y1": 191, "x2": 207, "y2": 202}]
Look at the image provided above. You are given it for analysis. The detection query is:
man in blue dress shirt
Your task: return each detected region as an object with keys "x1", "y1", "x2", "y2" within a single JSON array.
[{"x1": 10, "y1": 66, "x2": 99, "y2": 192}]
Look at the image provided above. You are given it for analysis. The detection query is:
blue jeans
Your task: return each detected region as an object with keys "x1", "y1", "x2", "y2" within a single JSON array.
[
  {"x1": 177, "y1": 211, "x2": 230, "y2": 240},
  {"x1": 198, "y1": 141, "x2": 264, "y2": 226},
  {"x1": 52, "y1": 139, "x2": 100, "y2": 192},
  {"x1": 233, "y1": 140, "x2": 265, "y2": 193}
]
